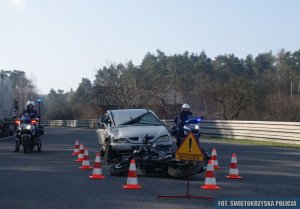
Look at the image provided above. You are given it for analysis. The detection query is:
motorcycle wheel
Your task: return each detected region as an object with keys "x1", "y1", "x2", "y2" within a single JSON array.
[
  {"x1": 109, "y1": 161, "x2": 130, "y2": 176},
  {"x1": 29, "y1": 138, "x2": 34, "y2": 152},
  {"x1": 23, "y1": 135, "x2": 30, "y2": 153},
  {"x1": 37, "y1": 137, "x2": 42, "y2": 152},
  {"x1": 167, "y1": 161, "x2": 203, "y2": 179}
]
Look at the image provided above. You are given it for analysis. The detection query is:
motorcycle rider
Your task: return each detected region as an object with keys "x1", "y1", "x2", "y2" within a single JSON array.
[
  {"x1": 174, "y1": 103, "x2": 194, "y2": 147},
  {"x1": 14, "y1": 100, "x2": 39, "y2": 152},
  {"x1": 20, "y1": 100, "x2": 39, "y2": 119}
]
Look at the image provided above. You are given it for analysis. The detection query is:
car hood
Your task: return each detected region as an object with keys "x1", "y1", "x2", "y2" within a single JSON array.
[{"x1": 111, "y1": 125, "x2": 170, "y2": 143}]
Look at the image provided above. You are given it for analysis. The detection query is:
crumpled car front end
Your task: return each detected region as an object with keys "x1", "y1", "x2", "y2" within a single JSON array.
[{"x1": 110, "y1": 125, "x2": 172, "y2": 153}]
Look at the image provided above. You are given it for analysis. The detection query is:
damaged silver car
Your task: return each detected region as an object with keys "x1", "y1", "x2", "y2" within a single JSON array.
[{"x1": 96, "y1": 109, "x2": 172, "y2": 163}]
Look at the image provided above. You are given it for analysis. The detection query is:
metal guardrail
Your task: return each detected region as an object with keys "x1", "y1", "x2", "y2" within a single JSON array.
[
  {"x1": 42, "y1": 119, "x2": 98, "y2": 129},
  {"x1": 42, "y1": 119, "x2": 300, "y2": 145},
  {"x1": 163, "y1": 119, "x2": 300, "y2": 145}
]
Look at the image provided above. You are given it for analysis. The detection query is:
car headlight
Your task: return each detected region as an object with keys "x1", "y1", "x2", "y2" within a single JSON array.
[
  {"x1": 195, "y1": 125, "x2": 199, "y2": 130},
  {"x1": 25, "y1": 125, "x2": 32, "y2": 130},
  {"x1": 155, "y1": 135, "x2": 170, "y2": 143},
  {"x1": 113, "y1": 138, "x2": 129, "y2": 143}
]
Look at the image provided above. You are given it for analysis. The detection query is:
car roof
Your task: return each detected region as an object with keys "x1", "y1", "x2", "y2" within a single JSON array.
[{"x1": 109, "y1": 109, "x2": 148, "y2": 114}]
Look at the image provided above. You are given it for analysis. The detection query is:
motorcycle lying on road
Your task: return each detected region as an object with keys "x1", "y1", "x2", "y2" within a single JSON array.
[
  {"x1": 15, "y1": 114, "x2": 43, "y2": 153},
  {"x1": 110, "y1": 136, "x2": 210, "y2": 179}
]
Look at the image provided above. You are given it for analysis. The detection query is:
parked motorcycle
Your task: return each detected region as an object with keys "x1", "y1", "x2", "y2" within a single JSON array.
[
  {"x1": 110, "y1": 135, "x2": 210, "y2": 178},
  {"x1": 16, "y1": 114, "x2": 42, "y2": 153}
]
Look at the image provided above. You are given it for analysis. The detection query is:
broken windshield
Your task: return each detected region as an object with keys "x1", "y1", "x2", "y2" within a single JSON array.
[{"x1": 120, "y1": 112, "x2": 162, "y2": 126}]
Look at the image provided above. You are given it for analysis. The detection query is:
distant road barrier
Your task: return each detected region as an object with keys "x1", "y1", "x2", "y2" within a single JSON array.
[
  {"x1": 42, "y1": 119, "x2": 300, "y2": 145},
  {"x1": 42, "y1": 119, "x2": 98, "y2": 129}
]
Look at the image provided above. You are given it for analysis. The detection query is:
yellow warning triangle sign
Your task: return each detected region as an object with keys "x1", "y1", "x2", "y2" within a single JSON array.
[{"x1": 176, "y1": 132, "x2": 204, "y2": 161}]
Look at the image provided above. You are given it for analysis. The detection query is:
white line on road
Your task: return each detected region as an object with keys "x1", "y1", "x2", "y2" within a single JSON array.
[{"x1": 0, "y1": 135, "x2": 15, "y2": 141}]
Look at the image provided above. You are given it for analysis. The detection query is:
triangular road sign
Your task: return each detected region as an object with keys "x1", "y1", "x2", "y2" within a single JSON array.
[{"x1": 176, "y1": 132, "x2": 204, "y2": 161}]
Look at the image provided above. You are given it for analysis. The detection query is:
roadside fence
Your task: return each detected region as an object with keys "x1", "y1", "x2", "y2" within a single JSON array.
[{"x1": 42, "y1": 119, "x2": 300, "y2": 145}]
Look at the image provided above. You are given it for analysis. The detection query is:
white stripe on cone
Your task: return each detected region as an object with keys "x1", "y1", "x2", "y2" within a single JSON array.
[
  {"x1": 229, "y1": 168, "x2": 239, "y2": 175},
  {"x1": 204, "y1": 177, "x2": 216, "y2": 185},
  {"x1": 127, "y1": 177, "x2": 138, "y2": 185},
  {"x1": 212, "y1": 148, "x2": 219, "y2": 168},
  {"x1": 231, "y1": 156, "x2": 237, "y2": 164},
  {"x1": 129, "y1": 160, "x2": 137, "y2": 170}
]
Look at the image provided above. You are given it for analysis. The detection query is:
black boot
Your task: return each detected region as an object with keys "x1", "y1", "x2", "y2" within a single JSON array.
[{"x1": 14, "y1": 139, "x2": 20, "y2": 152}]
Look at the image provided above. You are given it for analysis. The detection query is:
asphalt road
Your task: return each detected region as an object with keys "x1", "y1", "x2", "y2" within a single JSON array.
[{"x1": 0, "y1": 127, "x2": 299, "y2": 209}]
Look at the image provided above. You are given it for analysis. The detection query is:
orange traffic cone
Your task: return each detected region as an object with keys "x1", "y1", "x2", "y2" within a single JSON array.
[
  {"x1": 80, "y1": 148, "x2": 93, "y2": 170},
  {"x1": 123, "y1": 159, "x2": 142, "y2": 190},
  {"x1": 75, "y1": 144, "x2": 85, "y2": 162},
  {"x1": 201, "y1": 159, "x2": 220, "y2": 190},
  {"x1": 211, "y1": 148, "x2": 220, "y2": 169},
  {"x1": 89, "y1": 153, "x2": 105, "y2": 179},
  {"x1": 226, "y1": 153, "x2": 242, "y2": 179},
  {"x1": 72, "y1": 140, "x2": 80, "y2": 156}
]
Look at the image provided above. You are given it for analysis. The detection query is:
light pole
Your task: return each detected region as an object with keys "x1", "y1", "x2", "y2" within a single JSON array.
[
  {"x1": 37, "y1": 98, "x2": 42, "y2": 119},
  {"x1": 19, "y1": 76, "x2": 22, "y2": 112}
]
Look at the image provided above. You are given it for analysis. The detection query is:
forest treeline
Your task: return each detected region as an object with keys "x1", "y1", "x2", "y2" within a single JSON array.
[{"x1": 2, "y1": 49, "x2": 300, "y2": 121}]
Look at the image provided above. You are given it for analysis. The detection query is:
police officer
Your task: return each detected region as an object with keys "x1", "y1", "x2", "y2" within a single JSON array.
[
  {"x1": 20, "y1": 100, "x2": 38, "y2": 119},
  {"x1": 174, "y1": 103, "x2": 193, "y2": 147},
  {"x1": 14, "y1": 100, "x2": 39, "y2": 152}
]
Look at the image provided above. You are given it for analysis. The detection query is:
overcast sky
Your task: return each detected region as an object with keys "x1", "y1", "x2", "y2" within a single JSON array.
[{"x1": 1, "y1": 0, "x2": 300, "y2": 94}]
